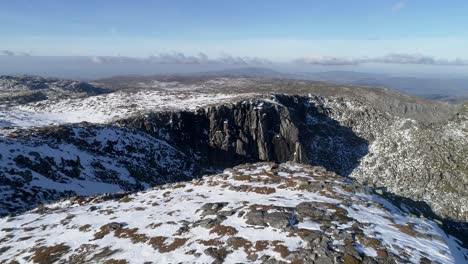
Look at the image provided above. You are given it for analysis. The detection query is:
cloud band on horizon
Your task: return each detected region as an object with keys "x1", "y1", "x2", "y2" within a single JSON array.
[
  {"x1": 90, "y1": 53, "x2": 272, "y2": 65},
  {"x1": 295, "y1": 53, "x2": 468, "y2": 66},
  {"x1": 2, "y1": 50, "x2": 468, "y2": 67}
]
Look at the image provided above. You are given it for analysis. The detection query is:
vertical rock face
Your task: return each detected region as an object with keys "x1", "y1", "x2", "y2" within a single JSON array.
[{"x1": 117, "y1": 94, "x2": 314, "y2": 169}]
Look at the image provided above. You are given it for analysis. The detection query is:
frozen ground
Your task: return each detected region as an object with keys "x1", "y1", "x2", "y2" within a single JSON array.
[
  {"x1": 0, "y1": 163, "x2": 465, "y2": 263},
  {"x1": 0, "y1": 89, "x2": 253, "y2": 134}
]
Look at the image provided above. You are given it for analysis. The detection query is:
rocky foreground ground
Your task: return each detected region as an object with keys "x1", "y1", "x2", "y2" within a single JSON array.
[{"x1": 0, "y1": 163, "x2": 466, "y2": 263}]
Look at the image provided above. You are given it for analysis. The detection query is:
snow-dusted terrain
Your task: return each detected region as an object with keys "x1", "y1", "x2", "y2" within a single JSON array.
[
  {"x1": 0, "y1": 75, "x2": 467, "y2": 263},
  {"x1": 1, "y1": 163, "x2": 466, "y2": 263},
  {"x1": 0, "y1": 90, "x2": 248, "y2": 133},
  {"x1": 0, "y1": 125, "x2": 197, "y2": 216}
]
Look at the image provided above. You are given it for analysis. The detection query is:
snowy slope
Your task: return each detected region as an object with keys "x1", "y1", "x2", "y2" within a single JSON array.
[
  {"x1": 0, "y1": 125, "x2": 195, "y2": 216},
  {"x1": 0, "y1": 90, "x2": 249, "y2": 133},
  {"x1": 0, "y1": 163, "x2": 466, "y2": 263}
]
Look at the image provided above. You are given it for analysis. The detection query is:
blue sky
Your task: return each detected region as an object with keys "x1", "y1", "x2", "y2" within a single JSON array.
[{"x1": 1, "y1": 0, "x2": 468, "y2": 60}]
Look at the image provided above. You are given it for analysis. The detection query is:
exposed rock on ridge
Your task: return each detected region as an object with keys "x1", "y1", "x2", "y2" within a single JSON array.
[{"x1": 117, "y1": 94, "x2": 313, "y2": 168}]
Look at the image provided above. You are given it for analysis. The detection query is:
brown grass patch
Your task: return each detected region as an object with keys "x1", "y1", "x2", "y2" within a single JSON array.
[
  {"x1": 318, "y1": 188, "x2": 344, "y2": 200},
  {"x1": 283, "y1": 179, "x2": 299, "y2": 188},
  {"x1": 60, "y1": 214, "x2": 76, "y2": 225},
  {"x1": 197, "y1": 239, "x2": 224, "y2": 247},
  {"x1": 148, "y1": 236, "x2": 166, "y2": 248},
  {"x1": 148, "y1": 236, "x2": 188, "y2": 253},
  {"x1": 341, "y1": 185, "x2": 355, "y2": 193},
  {"x1": 382, "y1": 216, "x2": 396, "y2": 223},
  {"x1": 98, "y1": 209, "x2": 115, "y2": 215},
  {"x1": 238, "y1": 185, "x2": 276, "y2": 194},
  {"x1": 93, "y1": 223, "x2": 122, "y2": 240},
  {"x1": 30, "y1": 244, "x2": 70, "y2": 264},
  {"x1": 89, "y1": 246, "x2": 121, "y2": 263},
  {"x1": 249, "y1": 204, "x2": 274, "y2": 211},
  {"x1": 233, "y1": 174, "x2": 253, "y2": 181},
  {"x1": 159, "y1": 238, "x2": 188, "y2": 253},
  {"x1": 377, "y1": 249, "x2": 388, "y2": 258},
  {"x1": 226, "y1": 237, "x2": 260, "y2": 261},
  {"x1": 146, "y1": 222, "x2": 163, "y2": 229},
  {"x1": 254, "y1": 240, "x2": 269, "y2": 251},
  {"x1": 263, "y1": 176, "x2": 283, "y2": 184},
  {"x1": 272, "y1": 241, "x2": 290, "y2": 258},
  {"x1": 207, "y1": 180, "x2": 224, "y2": 187},
  {"x1": 119, "y1": 196, "x2": 133, "y2": 203},
  {"x1": 104, "y1": 259, "x2": 128, "y2": 264},
  {"x1": 67, "y1": 244, "x2": 99, "y2": 263},
  {"x1": 227, "y1": 237, "x2": 253, "y2": 250},
  {"x1": 290, "y1": 259, "x2": 305, "y2": 264},
  {"x1": 343, "y1": 255, "x2": 360, "y2": 264},
  {"x1": 210, "y1": 225, "x2": 238, "y2": 237},
  {"x1": 391, "y1": 223, "x2": 420, "y2": 237},
  {"x1": 79, "y1": 224, "x2": 91, "y2": 232},
  {"x1": 360, "y1": 236, "x2": 382, "y2": 249},
  {"x1": 114, "y1": 228, "x2": 149, "y2": 243}
]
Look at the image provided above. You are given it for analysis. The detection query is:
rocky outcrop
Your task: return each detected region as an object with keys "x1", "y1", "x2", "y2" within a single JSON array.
[
  {"x1": 116, "y1": 94, "x2": 466, "y2": 223},
  {"x1": 0, "y1": 90, "x2": 47, "y2": 105},
  {"x1": 0, "y1": 75, "x2": 111, "y2": 105},
  {"x1": 117, "y1": 94, "x2": 315, "y2": 169},
  {"x1": 308, "y1": 96, "x2": 467, "y2": 223},
  {"x1": 1, "y1": 163, "x2": 465, "y2": 263}
]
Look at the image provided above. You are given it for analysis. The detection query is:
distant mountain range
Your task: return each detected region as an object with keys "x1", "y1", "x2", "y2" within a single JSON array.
[
  {"x1": 183, "y1": 67, "x2": 468, "y2": 104},
  {"x1": 296, "y1": 71, "x2": 468, "y2": 104}
]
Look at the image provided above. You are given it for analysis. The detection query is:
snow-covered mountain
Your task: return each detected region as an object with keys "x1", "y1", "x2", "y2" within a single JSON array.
[
  {"x1": 0, "y1": 75, "x2": 467, "y2": 263},
  {"x1": 1, "y1": 163, "x2": 466, "y2": 263}
]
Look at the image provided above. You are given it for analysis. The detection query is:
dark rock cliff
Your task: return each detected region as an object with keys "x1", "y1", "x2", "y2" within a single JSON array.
[
  {"x1": 117, "y1": 94, "x2": 366, "y2": 174},
  {"x1": 117, "y1": 95, "x2": 312, "y2": 169},
  {"x1": 116, "y1": 94, "x2": 466, "y2": 225}
]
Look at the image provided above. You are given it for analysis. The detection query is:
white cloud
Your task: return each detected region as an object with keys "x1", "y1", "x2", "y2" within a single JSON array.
[
  {"x1": 391, "y1": 1, "x2": 406, "y2": 12},
  {"x1": 373, "y1": 53, "x2": 468, "y2": 65},
  {"x1": 294, "y1": 56, "x2": 363, "y2": 66},
  {"x1": 295, "y1": 53, "x2": 468, "y2": 66},
  {"x1": 1, "y1": 50, "x2": 30, "y2": 56},
  {"x1": 90, "y1": 52, "x2": 271, "y2": 65},
  {"x1": 372, "y1": 53, "x2": 435, "y2": 64}
]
